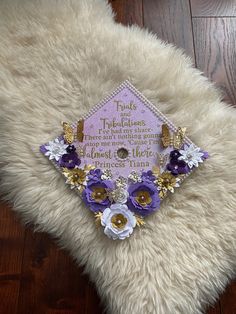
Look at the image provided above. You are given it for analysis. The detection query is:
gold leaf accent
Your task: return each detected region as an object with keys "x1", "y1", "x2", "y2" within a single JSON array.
[
  {"x1": 135, "y1": 215, "x2": 145, "y2": 227},
  {"x1": 94, "y1": 212, "x2": 103, "y2": 226},
  {"x1": 84, "y1": 164, "x2": 95, "y2": 172},
  {"x1": 152, "y1": 165, "x2": 160, "y2": 177}
]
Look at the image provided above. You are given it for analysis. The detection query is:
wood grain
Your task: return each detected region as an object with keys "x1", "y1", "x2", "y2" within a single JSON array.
[
  {"x1": 143, "y1": 0, "x2": 195, "y2": 60},
  {"x1": 0, "y1": 202, "x2": 25, "y2": 314},
  {"x1": 109, "y1": 0, "x2": 143, "y2": 27},
  {"x1": 220, "y1": 281, "x2": 236, "y2": 314},
  {"x1": 17, "y1": 230, "x2": 102, "y2": 314},
  {"x1": 207, "y1": 302, "x2": 221, "y2": 314},
  {"x1": 193, "y1": 17, "x2": 236, "y2": 106},
  {"x1": 191, "y1": 0, "x2": 236, "y2": 17}
]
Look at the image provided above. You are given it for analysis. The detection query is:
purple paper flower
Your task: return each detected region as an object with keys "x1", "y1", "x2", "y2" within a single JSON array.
[
  {"x1": 141, "y1": 170, "x2": 156, "y2": 183},
  {"x1": 167, "y1": 159, "x2": 190, "y2": 176},
  {"x1": 59, "y1": 152, "x2": 81, "y2": 169},
  {"x1": 202, "y1": 151, "x2": 209, "y2": 160},
  {"x1": 170, "y1": 149, "x2": 181, "y2": 160},
  {"x1": 127, "y1": 181, "x2": 160, "y2": 217},
  {"x1": 87, "y1": 169, "x2": 103, "y2": 183},
  {"x1": 82, "y1": 179, "x2": 114, "y2": 212},
  {"x1": 66, "y1": 145, "x2": 76, "y2": 153}
]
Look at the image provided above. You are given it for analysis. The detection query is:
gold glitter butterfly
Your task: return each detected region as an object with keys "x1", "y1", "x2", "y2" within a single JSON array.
[
  {"x1": 152, "y1": 165, "x2": 160, "y2": 178},
  {"x1": 161, "y1": 124, "x2": 186, "y2": 149},
  {"x1": 157, "y1": 153, "x2": 169, "y2": 168},
  {"x1": 62, "y1": 119, "x2": 84, "y2": 144},
  {"x1": 77, "y1": 119, "x2": 84, "y2": 142}
]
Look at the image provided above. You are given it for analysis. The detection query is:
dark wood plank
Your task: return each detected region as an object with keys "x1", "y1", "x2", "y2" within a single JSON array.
[
  {"x1": 85, "y1": 282, "x2": 103, "y2": 314},
  {"x1": 191, "y1": 0, "x2": 236, "y2": 17},
  {"x1": 207, "y1": 302, "x2": 221, "y2": 314},
  {"x1": 109, "y1": 0, "x2": 143, "y2": 27},
  {"x1": 0, "y1": 202, "x2": 25, "y2": 314},
  {"x1": 220, "y1": 281, "x2": 236, "y2": 314},
  {"x1": 143, "y1": 0, "x2": 195, "y2": 60},
  {"x1": 193, "y1": 17, "x2": 236, "y2": 106},
  {"x1": 17, "y1": 230, "x2": 102, "y2": 314}
]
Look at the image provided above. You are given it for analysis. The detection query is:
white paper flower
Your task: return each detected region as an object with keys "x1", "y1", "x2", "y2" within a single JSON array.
[
  {"x1": 44, "y1": 138, "x2": 68, "y2": 161},
  {"x1": 110, "y1": 188, "x2": 129, "y2": 204},
  {"x1": 101, "y1": 204, "x2": 136, "y2": 240},
  {"x1": 179, "y1": 144, "x2": 204, "y2": 169},
  {"x1": 128, "y1": 171, "x2": 142, "y2": 183},
  {"x1": 101, "y1": 169, "x2": 113, "y2": 180}
]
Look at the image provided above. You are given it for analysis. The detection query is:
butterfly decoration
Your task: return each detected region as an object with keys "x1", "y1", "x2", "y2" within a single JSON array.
[
  {"x1": 157, "y1": 153, "x2": 169, "y2": 168},
  {"x1": 62, "y1": 120, "x2": 84, "y2": 144},
  {"x1": 161, "y1": 124, "x2": 186, "y2": 149},
  {"x1": 40, "y1": 81, "x2": 209, "y2": 241},
  {"x1": 152, "y1": 165, "x2": 161, "y2": 178},
  {"x1": 77, "y1": 120, "x2": 84, "y2": 142}
]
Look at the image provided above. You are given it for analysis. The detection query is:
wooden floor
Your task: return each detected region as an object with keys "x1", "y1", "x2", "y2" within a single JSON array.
[{"x1": 1, "y1": 1, "x2": 236, "y2": 313}]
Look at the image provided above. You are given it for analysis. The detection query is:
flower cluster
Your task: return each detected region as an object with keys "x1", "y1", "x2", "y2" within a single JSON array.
[
  {"x1": 41, "y1": 137, "x2": 208, "y2": 240},
  {"x1": 166, "y1": 144, "x2": 206, "y2": 176}
]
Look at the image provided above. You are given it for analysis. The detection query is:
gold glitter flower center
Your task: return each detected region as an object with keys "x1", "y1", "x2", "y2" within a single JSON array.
[
  {"x1": 65, "y1": 168, "x2": 86, "y2": 185},
  {"x1": 111, "y1": 213, "x2": 127, "y2": 230},
  {"x1": 158, "y1": 173, "x2": 176, "y2": 189},
  {"x1": 91, "y1": 187, "x2": 108, "y2": 203},
  {"x1": 135, "y1": 190, "x2": 152, "y2": 206}
]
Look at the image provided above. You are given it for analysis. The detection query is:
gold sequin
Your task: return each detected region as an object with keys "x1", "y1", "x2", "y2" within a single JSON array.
[
  {"x1": 63, "y1": 168, "x2": 87, "y2": 187},
  {"x1": 156, "y1": 172, "x2": 178, "y2": 198},
  {"x1": 135, "y1": 191, "x2": 152, "y2": 207},
  {"x1": 111, "y1": 213, "x2": 127, "y2": 230},
  {"x1": 91, "y1": 187, "x2": 108, "y2": 203}
]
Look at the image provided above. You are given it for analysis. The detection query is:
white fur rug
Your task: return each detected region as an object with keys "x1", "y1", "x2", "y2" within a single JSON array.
[{"x1": 0, "y1": 1, "x2": 236, "y2": 313}]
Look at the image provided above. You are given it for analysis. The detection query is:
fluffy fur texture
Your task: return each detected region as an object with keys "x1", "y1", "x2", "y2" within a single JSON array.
[{"x1": 0, "y1": 1, "x2": 236, "y2": 313}]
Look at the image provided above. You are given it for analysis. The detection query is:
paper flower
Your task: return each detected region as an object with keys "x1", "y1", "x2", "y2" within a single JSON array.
[
  {"x1": 141, "y1": 170, "x2": 156, "y2": 183},
  {"x1": 101, "y1": 204, "x2": 136, "y2": 240},
  {"x1": 101, "y1": 169, "x2": 113, "y2": 180},
  {"x1": 63, "y1": 168, "x2": 87, "y2": 192},
  {"x1": 128, "y1": 171, "x2": 142, "y2": 183},
  {"x1": 178, "y1": 144, "x2": 204, "y2": 169},
  {"x1": 202, "y1": 151, "x2": 209, "y2": 160},
  {"x1": 66, "y1": 145, "x2": 76, "y2": 153},
  {"x1": 156, "y1": 172, "x2": 180, "y2": 198},
  {"x1": 127, "y1": 181, "x2": 160, "y2": 216},
  {"x1": 44, "y1": 138, "x2": 68, "y2": 161},
  {"x1": 59, "y1": 152, "x2": 81, "y2": 169},
  {"x1": 167, "y1": 159, "x2": 190, "y2": 175},
  {"x1": 170, "y1": 149, "x2": 181, "y2": 160},
  {"x1": 110, "y1": 187, "x2": 129, "y2": 204},
  {"x1": 116, "y1": 176, "x2": 128, "y2": 188},
  {"x1": 82, "y1": 179, "x2": 114, "y2": 212},
  {"x1": 87, "y1": 169, "x2": 103, "y2": 183}
]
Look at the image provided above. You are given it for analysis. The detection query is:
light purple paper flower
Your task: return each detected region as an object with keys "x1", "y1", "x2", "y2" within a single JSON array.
[
  {"x1": 101, "y1": 204, "x2": 136, "y2": 240},
  {"x1": 87, "y1": 169, "x2": 103, "y2": 183},
  {"x1": 141, "y1": 170, "x2": 156, "y2": 183}
]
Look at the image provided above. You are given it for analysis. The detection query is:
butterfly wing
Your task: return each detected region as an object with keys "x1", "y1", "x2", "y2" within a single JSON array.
[
  {"x1": 77, "y1": 119, "x2": 84, "y2": 142},
  {"x1": 152, "y1": 165, "x2": 160, "y2": 177},
  {"x1": 173, "y1": 127, "x2": 186, "y2": 149},
  {"x1": 62, "y1": 122, "x2": 74, "y2": 144},
  {"x1": 161, "y1": 124, "x2": 171, "y2": 147}
]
